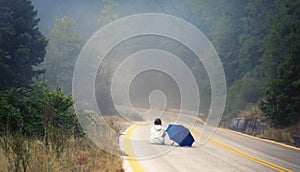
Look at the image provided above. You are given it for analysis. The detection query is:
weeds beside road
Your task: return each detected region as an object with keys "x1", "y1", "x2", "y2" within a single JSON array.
[{"x1": 0, "y1": 116, "x2": 127, "y2": 172}]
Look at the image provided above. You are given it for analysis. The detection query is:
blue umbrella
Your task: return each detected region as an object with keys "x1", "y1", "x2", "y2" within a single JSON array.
[{"x1": 166, "y1": 124, "x2": 195, "y2": 147}]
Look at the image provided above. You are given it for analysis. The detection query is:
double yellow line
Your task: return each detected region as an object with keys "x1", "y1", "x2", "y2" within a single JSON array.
[
  {"x1": 124, "y1": 124, "x2": 293, "y2": 172},
  {"x1": 224, "y1": 129, "x2": 300, "y2": 151},
  {"x1": 191, "y1": 129, "x2": 293, "y2": 172}
]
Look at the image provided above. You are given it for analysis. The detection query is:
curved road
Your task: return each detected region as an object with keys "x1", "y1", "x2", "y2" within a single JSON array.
[{"x1": 119, "y1": 112, "x2": 300, "y2": 172}]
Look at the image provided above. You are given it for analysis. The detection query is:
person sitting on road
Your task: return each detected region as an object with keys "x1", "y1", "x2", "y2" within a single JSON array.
[{"x1": 150, "y1": 118, "x2": 166, "y2": 145}]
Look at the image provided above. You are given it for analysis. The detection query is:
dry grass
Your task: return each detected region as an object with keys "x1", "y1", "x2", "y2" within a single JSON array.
[
  {"x1": 0, "y1": 137, "x2": 124, "y2": 172},
  {"x1": 258, "y1": 122, "x2": 300, "y2": 145},
  {"x1": 227, "y1": 104, "x2": 300, "y2": 146},
  {"x1": 238, "y1": 104, "x2": 267, "y2": 122},
  {"x1": 259, "y1": 128, "x2": 295, "y2": 144},
  {"x1": 0, "y1": 116, "x2": 127, "y2": 172}
]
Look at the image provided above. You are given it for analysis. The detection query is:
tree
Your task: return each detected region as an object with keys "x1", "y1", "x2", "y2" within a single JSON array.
[
  {"x1": 259, "y1": 0, "x2": 300, "y2": 127},
  {"x1": 192, "y1": 0, "x2": 248, "y2": 85},
  {"x1": 40, "y1": 81, "x2": 82, "y2": 155},
  {"x1": 239, "y1": 0, "x2": 275, "y2": 77},
  {"x1": 0, "y1": 0, "x2": 47, "y2": 90},
  {"x1": 189, "y1": 0, "x2": 300, "y2": 126},
  {"x1": 98, "y1": 0, "x2": 118, "y2": 27},
  {"x1": 94, "y1": 0, "x2": 119, "y2": 114},
  {"x1": 225, "y1": 76, "x2": 263, "y2": 119},
  {"x1": 42, "y1": 16, "x2": 84, "y2": 93}
]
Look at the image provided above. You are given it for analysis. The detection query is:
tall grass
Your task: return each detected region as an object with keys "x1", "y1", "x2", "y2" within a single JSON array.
[
  {"x1": 0, "y1": 117, "x2": 125, "y2": 172},
  {"x1": 257, "y1": 121, "x2": 300, "y2": 145}
]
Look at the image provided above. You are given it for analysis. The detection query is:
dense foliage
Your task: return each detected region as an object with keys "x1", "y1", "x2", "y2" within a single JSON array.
[
  {"x1": 0, "y1": 0, "x2": 47, "y2": 90},
  {"x1": 191, "y1": 0, "x2": 300, "y2": 127},
  {"x1": 0, "y1": 82, "x2": 82, "y2": 138},
  {"x1": 259, "y1": 0, "x2": 300, "y2": 127},
  {"x1": 1, "y1": 0, "x2": 299, "y2": 136}
]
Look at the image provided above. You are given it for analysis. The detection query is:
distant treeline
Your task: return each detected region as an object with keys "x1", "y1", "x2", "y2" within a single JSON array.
[
  {"x1": 0, "y1": 0, "x2": 299, "y2": 132},
  {"x1": 190, "y1": 0, "x2": 300, "y2": 127}
]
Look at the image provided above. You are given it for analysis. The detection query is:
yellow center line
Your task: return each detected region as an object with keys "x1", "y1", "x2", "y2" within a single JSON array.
[
  {"x1": 223, "y1": 128, "x2": 300, "y2": 151},
  {"x1": 191, "y1": 128, "x2": 293, "y2": 172},
  {"x1": 186, "y1": 114, "x2": 299, "y2": 151},
  {"x1": 124, "y1": 124, "x2": 145, "y2": 172},
  {"x1": 123, "y1": 121, "x2": 293, "y2": 172}
]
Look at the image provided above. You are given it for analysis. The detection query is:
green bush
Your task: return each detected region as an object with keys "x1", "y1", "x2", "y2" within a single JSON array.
[
  {"x1": 224, "y1": 77, "x2": 263, "y2": 120},
  {"x1": 0, "y1": 81, "x2": 82, "y2": 138}
]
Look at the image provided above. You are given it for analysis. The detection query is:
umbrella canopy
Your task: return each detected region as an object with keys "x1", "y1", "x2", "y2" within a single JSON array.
[{"x1": 166, "y1": 124, "x2": 195, "y2": 147}]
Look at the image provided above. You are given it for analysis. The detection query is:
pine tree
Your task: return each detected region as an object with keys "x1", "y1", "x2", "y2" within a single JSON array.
[
  {"x1": 42, "y1": 16, "x2": 84, "y2": 93},
  {"x1": 0, "y1": 0, "x2": 47, "y2": 90},
  {"x1": 259, "y1": 0, "x2": 300, "y2": 127}
]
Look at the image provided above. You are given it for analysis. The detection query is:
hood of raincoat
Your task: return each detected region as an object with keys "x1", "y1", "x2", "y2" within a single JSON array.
[{"x1": 153, "y1": 125, "x2": 163, "y2": 131}]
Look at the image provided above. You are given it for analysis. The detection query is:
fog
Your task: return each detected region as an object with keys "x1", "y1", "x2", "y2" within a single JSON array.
[
  {"x1": 32, "y1": 0, "x2": 195, "y2": 36},
  {"x1": 1, "y1": 0, "x2": 298, "y2": 166},
  {"x1": 32, "y1": 0, "x2": 103, "y2": 36},
  {"x1": 33, "y1": 0, "x2": 214, "y2": 117}
]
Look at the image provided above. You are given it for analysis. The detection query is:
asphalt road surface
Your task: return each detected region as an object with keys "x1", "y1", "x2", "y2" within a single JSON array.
[{"x1": 119, "y1": 111, "x2": 300, "y2": 172}]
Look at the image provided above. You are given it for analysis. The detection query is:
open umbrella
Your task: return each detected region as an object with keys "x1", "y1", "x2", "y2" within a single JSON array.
[{"x1": 166, "y1": 124, "x2": 195, "y2": 147}]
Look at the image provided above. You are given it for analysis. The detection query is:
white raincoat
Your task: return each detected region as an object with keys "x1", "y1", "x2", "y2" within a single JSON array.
[{"x1": 150, "y1": 125, "x2": 166, "y2": 144}]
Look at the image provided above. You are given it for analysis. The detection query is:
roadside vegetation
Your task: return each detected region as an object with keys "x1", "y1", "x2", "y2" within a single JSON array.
[
  {"x1": 227, "y1": 105, "x2": 300, "y2": 145},
  {"x1": 0, "y1": 82, "x2": 124, "y2": 172},
  {"x1": 191, "y1": 0, "x2": 300, "y2": 128},
  {"x1": 190, "y1": 0, "x2": 300, "y2": 146},
  {"x1": 258, "y1": 124, "x2": 300, "y2": 145},
  {"x1": 1, "y1": 0, "x2": 299, "y2": 171},
  {"x1": 0, "y1": 134, "x2": 123, "y2": 172},
  {"x1": 0, "y1": 0, "x2": 124, "y2": 171}
]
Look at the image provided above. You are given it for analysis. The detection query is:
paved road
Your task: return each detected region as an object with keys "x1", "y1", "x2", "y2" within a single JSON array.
[{"x1": 119, "y1": 112, "x2": 300, "y2": 172}]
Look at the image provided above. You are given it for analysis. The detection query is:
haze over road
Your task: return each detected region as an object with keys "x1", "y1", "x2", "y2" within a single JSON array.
[{"x1": 119, "y1": 111, "x2": 300, "y2": 172}]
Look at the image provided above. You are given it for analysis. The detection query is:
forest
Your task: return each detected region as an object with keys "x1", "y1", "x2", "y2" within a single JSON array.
[
  {"x1": 0, "y1": 0, "x2": 299, "y2": 171},
  {"x1": 192, "y1": 0, "x2": 300, "y2": 128}
]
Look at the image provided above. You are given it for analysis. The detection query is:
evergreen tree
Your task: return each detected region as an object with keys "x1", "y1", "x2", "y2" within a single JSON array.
[
  {"x1": 259, "y1": 0, "x2": 300, "y2": 127},
  {"x1": 0, "y1": 0, "x2": 47, "y2": 90},
  {"x1": 42, "y1": 16, "x2": 84, "y2": 93},
  {"x1": 239, "y1": 0, "x2": 275, "y2": 76},
  {"x1": 98, "y1": 0, "x2": 119, "y2": 27},
  {"x1": 191, "y1": 0, "x2": 300, "y2": 125}
]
